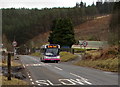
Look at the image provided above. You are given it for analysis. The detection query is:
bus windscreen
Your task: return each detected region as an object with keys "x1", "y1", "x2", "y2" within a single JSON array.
[{"x1": 45, "y1": 48, "x2": 59, "y2": 56}]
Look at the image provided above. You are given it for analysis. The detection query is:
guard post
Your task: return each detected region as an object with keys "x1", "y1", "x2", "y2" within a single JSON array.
[{"x1": 7, "y1": 52, "x2": 11, "y2": 80}]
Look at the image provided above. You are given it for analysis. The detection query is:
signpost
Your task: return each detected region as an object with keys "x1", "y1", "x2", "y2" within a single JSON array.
[
  {"x1": 82, "y1": 41, "x2": 88, "y2": 47},
  {"x1": 79, "y1": 41, "x2": 88, "y2": 55},
  {"x1": 12, "y1": 41, "x2": 17, "y2": 47},
  {"x1": 12, "y1": 41, "x2": 17, "y2": 59},
  {"x1": 8, "y1": 53, "x2": 11, "y2": 80}
]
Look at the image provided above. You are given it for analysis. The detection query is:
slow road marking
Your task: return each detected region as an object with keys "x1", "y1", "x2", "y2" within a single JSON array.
[
  {"x1": 70, "y1": 73, "x2": 92, "y2": 85},
  {"x1": 35, "y1": 78, "x2": 92, "y2": 86}
]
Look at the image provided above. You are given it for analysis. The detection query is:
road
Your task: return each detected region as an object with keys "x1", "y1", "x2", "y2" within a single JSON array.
[{"x1": 20, "y1": 55, "x2": 118, "y2": 86}]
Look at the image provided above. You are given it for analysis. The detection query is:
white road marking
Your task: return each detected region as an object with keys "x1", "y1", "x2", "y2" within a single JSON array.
[
  {"x1": 35, "y1": 79, "x2": 87, "y2": 86},
  {"x1": 23, "y1": 64, "x2": 25, "y2": 68},
  {"x1": 70, "y1": 73, "x2": 92, "y2": 85},
  {"x1": 30, "y1": 79, "x2": 33, "y2": 81},
  {"x1": 47, "y1": 80, "x2": 61, "y2": 86},
  {"x1": 103, "y1": 71, "x2": 113, "y2": 74},
  {"x1": 36, "y1": 80, "x2": 49, "y2": 86},
  {"x1": 25, "y1": 63, "x2": 50, "y2": 67},
  {"x1": 31, "y1": 82, "x2": 35, "y2": 85},
  {"x1": 28, "y1": 75, "x2": 31, "y2": 78},
  {"x1": 59, "y1": 79, "x2": 76, "y2": 85},
  {"x1": 70, "y1": 79, "x2": 84, "y2": 85},
  {"x1": 54, "y1": 66, "x2": 63, "y2": 71}
]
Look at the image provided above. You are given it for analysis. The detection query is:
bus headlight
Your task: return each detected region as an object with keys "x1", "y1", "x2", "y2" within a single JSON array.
[{"x1": 56, "y1": 56, "x2": 60, "y2": 59}]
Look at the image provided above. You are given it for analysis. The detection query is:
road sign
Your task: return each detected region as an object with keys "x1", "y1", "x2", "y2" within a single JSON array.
[
  {"x1": 82, "y1": 41, "x2": 88, "y2": 47},
  {"x1": 12, "y1": 41, "x2": 17, "y2": 47}
]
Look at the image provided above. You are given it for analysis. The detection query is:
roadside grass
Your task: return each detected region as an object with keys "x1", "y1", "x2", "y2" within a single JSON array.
[
  {"x1": 31, "y1": 52, "x2": 41, "y2": 57},
  {"x1": 1, "y1": 76, "x2": 28, "y2": 85},
  {"x1": 75, "y1": 46, "x2": 119, "y2": 72},
  {"x1": 60, "y1": 52, "x2": 78, "y2": 62},
  {"x1": 74, "y1": 48, "x2": 85, "y2": 53},
  {"x1": 0, "y1": 57, "x2": 28, "y2": 85},
  {"x1": 75, "y1": 58, "x2": 119, "y2": 72},
  {"x1": 0, "y1": 61, "x2": 21, "y2": 67}
]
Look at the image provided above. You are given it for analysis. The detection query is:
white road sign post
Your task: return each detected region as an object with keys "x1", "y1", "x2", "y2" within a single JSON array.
[
  {"x1": 12, "y1": 41, "x2": 17, "y2": 59},
  {"x1": 82, "y1": 41, "x2": 88, "y2": 57},
  {"x1": 12, "y1": 41, "x2": 17, "y2": 47}
]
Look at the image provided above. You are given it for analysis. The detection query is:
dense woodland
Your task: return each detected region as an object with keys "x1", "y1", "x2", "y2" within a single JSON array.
[{"x1": 2, "y1": 1, "x2": 115, "y2": 48}]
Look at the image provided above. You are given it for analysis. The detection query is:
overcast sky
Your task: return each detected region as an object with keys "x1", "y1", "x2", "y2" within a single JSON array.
[{"x1": 0, "y1": 0, "x2": 99, "y2": 9}]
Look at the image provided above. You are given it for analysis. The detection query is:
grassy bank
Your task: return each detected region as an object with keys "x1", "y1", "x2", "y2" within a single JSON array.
[
  {"x1": 75, "y1": 46, "x2": 119, "y2": 72},
  {"x1": 1, "y1": 76, "x2": 28, "y2": 85},
  {"x1": 60, "y1": 52, "x2": 78, "y2": 62},
  {"x1": 75, "y1": 58, "x2": 119, "y2": 72},
  {"x1": 0, "y1": 61, "x2": 21, "y2": 67},
  {"x1": 31, "y1": 52, "x2": 41, "y2": 57},
  {"x1": 0, "y1": 56, "x2": 29, "y2": 85}
]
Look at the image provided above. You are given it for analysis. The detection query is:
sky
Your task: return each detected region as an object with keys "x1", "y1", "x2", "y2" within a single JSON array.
[{"x1": 0, "y1": 0, "x2": 99, "y2": 9}]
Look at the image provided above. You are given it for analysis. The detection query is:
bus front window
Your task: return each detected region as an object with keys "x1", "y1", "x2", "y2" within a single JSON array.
[{"x1": 45, "y1": 48, "x2": 59, "y2": 56}]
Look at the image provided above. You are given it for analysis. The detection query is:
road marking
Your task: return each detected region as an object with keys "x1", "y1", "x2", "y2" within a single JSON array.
[
  {"x1": 47, "y1": 80, "x2": 62, "y2": 86},
  {"x1": 70, "y1": 73, "x2": 92, "y2": 85},
  {"x1": 30, "y1": 79, "x2": 33, "y2": 81},
  {"x1": 70, "y1": 79, "x2": 84, "y2": 85},
  {"x1": 59, "y1": 79, "x2": 76, "y2": 85},
  {"x1": 28, "y1": 75, "x2": 31, "y2": 78},
  {"x1": 36, "y1": 80, "x2": 49, "y2": 86},
  {"x1": 35, "y1": 78, "x2": 88, "y2": 86},
  {"x1": 103, "y1": 71, "x2": 113, "y2": 74},
  {"x1": 54, "y1": 66, "x2": 63, "y2": 71},
  {"x1": 25, "y1": 63, "x2": 50, "y2": 67},
  {"x1": 31, "y1": 82, "x2": 35, "y2": 85},
  {"x1": 23, "y1": 64, "x2": 25, "y2": 68}
]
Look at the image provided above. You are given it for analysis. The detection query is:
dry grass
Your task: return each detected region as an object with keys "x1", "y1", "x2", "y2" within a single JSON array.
[
  {"x1": 1, "y1": 76, "x2": 28, "y2": 85},
  {"x1": 75, "y1": 46, "x2": 119, "y2": 72},
  {"x1": 60, "y1": 52, "x2": 78, "y2": 62},
  {"x1": 0, "y1": 61, "x2": 21, "y2": 67},
  {"x1": 31, "y1": 52, "x2": 41, "y2": 57},
  {"x1": 75, "y1": 58, "x2": 119, "y2": 72},
  {"x1": 74, "y1": 15, "x2": 111, "y2": 41}
]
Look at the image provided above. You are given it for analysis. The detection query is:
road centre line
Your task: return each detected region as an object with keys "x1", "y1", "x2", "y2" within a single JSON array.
[{"x1": 54, "y1": 66, "x2": 63, "y2": 70}]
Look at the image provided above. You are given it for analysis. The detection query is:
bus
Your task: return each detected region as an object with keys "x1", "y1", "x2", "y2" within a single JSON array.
[{"x1": 40, "y1": 44, "x2": 60, "y2": 63}]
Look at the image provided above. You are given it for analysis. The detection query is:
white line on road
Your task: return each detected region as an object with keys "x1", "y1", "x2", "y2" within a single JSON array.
[
  {"x1": 30, "y1": 79, "x2": 33, "y2": 81},
  {"x1": 70, "y1": 73, "x2": 92, "y2": 85},
  {"x1": 31, "y1": 82, "x2": 35, "y2": 85},
  {"x1": 23, "y1": 64, "x2": 25, "y2": 68},
  {"x1": 28, "y1": 75, "x2": 31, "y2": 78},
  {"x1": 54, "y1": 66, "x2": 63, "y2": 71}
]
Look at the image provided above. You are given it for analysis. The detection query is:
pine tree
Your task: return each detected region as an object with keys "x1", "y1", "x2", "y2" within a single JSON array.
[{"x1": 48, "y1": 18, "x2": 75, "y2": 47}]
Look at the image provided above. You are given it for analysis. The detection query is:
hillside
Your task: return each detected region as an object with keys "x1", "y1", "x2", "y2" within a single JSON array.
[
  {"x1": 74, "y1": 15, "x2": 111, "y2": 41},
  {"x1": 29, "y1": 15, "x2": 111, "y2": 47}
]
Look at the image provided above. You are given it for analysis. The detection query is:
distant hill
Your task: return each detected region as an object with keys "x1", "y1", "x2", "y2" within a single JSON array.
[
  {"x1": 74, "y1": 15, "x2": 111, "y2": 41},
  {"x1": 28, "y1": 15, "x2": 111, "y2": 48}
]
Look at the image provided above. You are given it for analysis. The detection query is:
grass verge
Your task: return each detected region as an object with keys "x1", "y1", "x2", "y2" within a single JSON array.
[
  {"x1": 60, "y1": 52, "x2": 78, "y2": 62},
  {"x1": 75, "y1": 58, "x2": 119, "y2": 72},
  {"x1": 31, "y1": 52, "x2": 41, "y2": 57},
  {"x1": 1, "y1": 76, "x2": 28, "y2": 85},
  {"x1": 0, "y1": 61, "x2": 21, "y2": 67}
]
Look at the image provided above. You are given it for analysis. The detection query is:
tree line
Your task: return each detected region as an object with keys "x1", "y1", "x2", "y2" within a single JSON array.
[{"x1": 2, "y1": 1, "x2": 114, "y2": 47}]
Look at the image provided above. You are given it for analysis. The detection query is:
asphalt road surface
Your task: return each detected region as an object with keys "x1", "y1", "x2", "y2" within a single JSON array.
[{"x1": 20, "y1": 55, "x2": 118, "y2": 86}]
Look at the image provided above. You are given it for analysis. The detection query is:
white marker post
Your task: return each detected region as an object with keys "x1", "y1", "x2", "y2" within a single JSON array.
[
  {"x1": 82, "y1": 41, "x2": 88, "y2": 58},
  {"x1": 12, "y1": 41, "x2": 17, "y2": 59}
]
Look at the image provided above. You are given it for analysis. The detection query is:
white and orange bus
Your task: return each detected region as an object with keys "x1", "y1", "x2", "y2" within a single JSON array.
[{"x1": 40, "y1": 44, "x2": 60, "y2": 63}]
